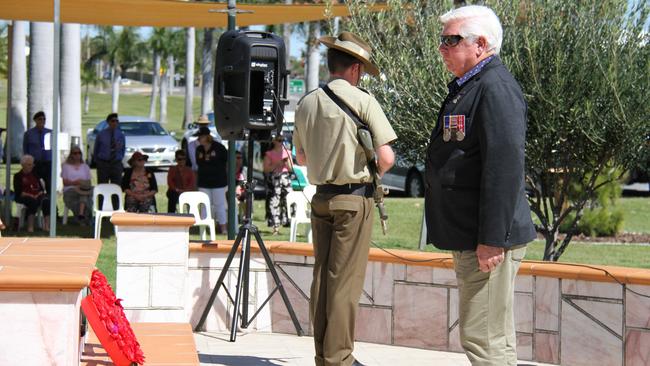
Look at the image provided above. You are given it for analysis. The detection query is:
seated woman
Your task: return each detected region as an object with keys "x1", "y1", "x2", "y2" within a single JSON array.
[
  {"x1": 14, "y1": 154, "x2": 50, "y2": 232},
  {"x1": 167, "y1": 150, "x2": 196, "y2": 213},
  {"x1": 122, "y1": 151, "x2": 158, "y2": 213},
  {"x1": 61, "y1": 146, "x2": 93, "y2": 224}
]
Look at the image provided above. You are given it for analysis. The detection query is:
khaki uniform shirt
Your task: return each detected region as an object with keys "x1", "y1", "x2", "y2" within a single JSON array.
[{"x1": 294, "y1": 79, "x2": 397, "y2": 185}]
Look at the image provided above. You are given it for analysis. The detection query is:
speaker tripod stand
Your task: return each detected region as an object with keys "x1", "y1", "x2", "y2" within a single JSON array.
[{"x1": 194, "y1": 139, "x2": 304, "y2": 341}]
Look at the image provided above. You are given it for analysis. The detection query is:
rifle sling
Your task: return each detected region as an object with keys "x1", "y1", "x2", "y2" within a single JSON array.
[{"x1": 321, "y1": 85, "x2": 367, "y2": 130}]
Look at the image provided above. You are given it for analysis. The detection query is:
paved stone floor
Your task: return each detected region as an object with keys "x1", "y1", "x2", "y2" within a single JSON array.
[{"x1": 194, "y1": 332, "x2": 556, "y2": 366}]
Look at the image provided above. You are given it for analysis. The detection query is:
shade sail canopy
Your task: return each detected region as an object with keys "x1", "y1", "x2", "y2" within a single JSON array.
[{"x1": 0, "y1": 0, "x2": 385, "y2": 28}]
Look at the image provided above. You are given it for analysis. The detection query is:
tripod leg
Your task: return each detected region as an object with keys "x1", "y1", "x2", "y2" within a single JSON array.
[
  {"x1": 251, "y1": 229, "x2": 304, "y2": 336},
  {"x1": 229, "y1": 228, "x2": 250, "y2": 342},
  {"x1": 241, "y1": 232, "x2": 252, "y2": 328},
  {"x1": 194, "y1": 226, "x2": 245, "y2": 332}
]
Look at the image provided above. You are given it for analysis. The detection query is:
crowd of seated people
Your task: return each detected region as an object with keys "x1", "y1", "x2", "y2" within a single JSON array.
[{"x1": 1, "y1": 112, "x2": 241, "y2": 234}]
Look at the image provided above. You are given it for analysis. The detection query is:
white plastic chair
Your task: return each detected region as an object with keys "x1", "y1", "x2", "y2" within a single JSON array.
[
  {"x1": 286, "y1": 185, "x2": 316, "y2": 243},
  {"x1": 179, "y1": 191, "x2": 216, "y2": 241},
  {"x1": 16, "y1": 202, "x2": 44, "y2": 230},
  {"x1": 93, "y1": 183, "x2": 125, "y2": 239}
]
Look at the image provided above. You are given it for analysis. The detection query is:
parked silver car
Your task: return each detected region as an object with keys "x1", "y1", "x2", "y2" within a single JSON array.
[{"x1": 86, "y1": 116, "x2": 180, "y2": 168}]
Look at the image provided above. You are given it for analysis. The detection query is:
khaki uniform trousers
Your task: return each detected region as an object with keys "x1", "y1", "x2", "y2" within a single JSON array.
[
  {"x1": 452, "y1": 245, "x2": 526, "y2": 366},
  {"x1": 310, "y1": 193, "x2": 374, "y2": 366}
]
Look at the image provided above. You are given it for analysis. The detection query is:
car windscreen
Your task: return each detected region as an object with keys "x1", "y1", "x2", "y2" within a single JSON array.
[{"x1": 119, "y1": 122, "x2": 168, "y2": 136}]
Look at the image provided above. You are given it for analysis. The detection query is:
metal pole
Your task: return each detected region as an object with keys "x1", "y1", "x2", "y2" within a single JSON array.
[
  {"x1": 4, "y1": 23, "x2": 13, "y2": 226},
  {"x1": 226, "y1": 0, "x2": 237, "y2": 239},
  {"x1": 49, "y1": 0, "x2": 61, "y2": 237}
]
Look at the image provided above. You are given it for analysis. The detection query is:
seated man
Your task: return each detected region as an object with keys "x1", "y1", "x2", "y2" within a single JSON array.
[{"x1": 14, "y1": 154, "x2": 50, "y2": 232}]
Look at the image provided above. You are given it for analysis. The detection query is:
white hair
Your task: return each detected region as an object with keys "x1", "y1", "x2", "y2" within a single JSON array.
[
  {"x1": 21, "y1": 154, "x2": 34, "y2": 165},
  {"x1": 439, "y1": 5, "x2": 503, "y2": 54}
]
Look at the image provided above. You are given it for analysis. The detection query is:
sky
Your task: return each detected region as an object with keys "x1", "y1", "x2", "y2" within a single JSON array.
[{"x1": 135, "y1": 24, "x2": 308, "y2": 59}]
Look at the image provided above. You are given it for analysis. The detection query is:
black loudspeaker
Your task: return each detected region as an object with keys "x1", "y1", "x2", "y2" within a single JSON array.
[{"x1": 214, "y1": 30, "x2": 288, "y2": 141}]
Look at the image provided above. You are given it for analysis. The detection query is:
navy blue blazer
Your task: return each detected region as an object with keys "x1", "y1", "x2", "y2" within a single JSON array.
[{"x1": 424, "y1": 57, "x2": 536, "y2": 251}]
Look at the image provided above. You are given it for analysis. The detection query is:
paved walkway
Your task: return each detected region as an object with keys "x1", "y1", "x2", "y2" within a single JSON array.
[{"x1": 194, "y1": 332, "x2": 555, "y2": 366}]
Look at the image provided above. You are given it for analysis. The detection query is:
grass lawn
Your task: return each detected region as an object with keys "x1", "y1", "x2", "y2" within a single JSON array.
[
  {"x1": 2, "y1": 194, "x2": 647, "y2": 289},
  {"x1": 0, "y1": 86, "x2": 648, "y2": 288}
]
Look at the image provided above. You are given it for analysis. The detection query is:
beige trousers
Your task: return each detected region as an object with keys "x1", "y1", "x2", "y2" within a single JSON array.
[
  {"x1": 310, "y1": 193, "x2": 374, "y2": 366},
  {"x1": 452, "y1": 245, "x2": 526, "y2": 366}
]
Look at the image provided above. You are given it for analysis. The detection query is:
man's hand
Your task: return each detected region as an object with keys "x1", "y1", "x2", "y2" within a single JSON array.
[{"x1": 476, "y1": 244, "x2": 505, "y2": 272}]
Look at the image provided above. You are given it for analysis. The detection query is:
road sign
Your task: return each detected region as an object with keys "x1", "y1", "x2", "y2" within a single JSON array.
[{"x1": 289, "y1": 79, "x2": 305, "y2": 94}]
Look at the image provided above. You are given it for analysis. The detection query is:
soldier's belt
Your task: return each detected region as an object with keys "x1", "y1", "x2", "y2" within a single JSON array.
[{"x1": 316, "y1": 183, "x2": 374, "y2": 198}]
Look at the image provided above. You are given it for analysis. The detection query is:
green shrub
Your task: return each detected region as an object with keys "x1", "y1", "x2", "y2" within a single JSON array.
[
  {"x1": 561, "y1": 207, "x2": 624, "y2": 237},
  {"x1": 560, "y1": 172, "x2": 625, "y2": 237}
]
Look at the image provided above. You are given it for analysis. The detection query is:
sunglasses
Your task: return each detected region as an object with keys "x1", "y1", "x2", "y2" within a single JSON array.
[
  {"x1": 440, "y1": 34, "x2": 464, "y2": 48},
  {"x1": 72, "y1": 151, "x2": 82, "y2": 155},
  {"x1": 109, "y1": 119, "x2": 119, "y2": 123}
]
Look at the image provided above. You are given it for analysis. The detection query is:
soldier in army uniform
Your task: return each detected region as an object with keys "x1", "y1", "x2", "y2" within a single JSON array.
[
  {"x1": 294, "y1": 32, "x2": 397, "y2": 366},
  {"x1": 424, "y1": 5, "x2": 537, "y2": 366}
]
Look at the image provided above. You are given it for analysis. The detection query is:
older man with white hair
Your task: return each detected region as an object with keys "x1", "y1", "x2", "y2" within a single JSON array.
[{"x1": 424, "y1": 5, "x2": 536, "y2": 366}]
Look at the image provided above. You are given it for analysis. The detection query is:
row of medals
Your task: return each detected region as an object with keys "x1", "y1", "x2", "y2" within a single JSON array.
[{"x1": 443, "y1": 128, "x2": 465, "y2": 142}]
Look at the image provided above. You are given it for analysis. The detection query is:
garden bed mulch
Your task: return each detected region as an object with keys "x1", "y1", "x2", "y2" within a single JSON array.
[{"x1": 537, "y1": 233, "x2": 650, "y2": 245}]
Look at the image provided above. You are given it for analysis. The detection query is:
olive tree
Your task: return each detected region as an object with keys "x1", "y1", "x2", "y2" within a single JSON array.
[{"x1": 345, "y1": 0, "x2": 649, "y2": 260}]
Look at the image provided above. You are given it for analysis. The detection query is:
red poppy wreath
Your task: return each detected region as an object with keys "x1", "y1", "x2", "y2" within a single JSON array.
[{"x1": 81, "y1": 269, "x2": 145, "y2": 365}]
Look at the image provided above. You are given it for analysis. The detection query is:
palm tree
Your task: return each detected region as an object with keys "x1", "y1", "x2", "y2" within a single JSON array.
[
  {"x1": 81, "y1": 66, "x2": 103, "y2": 113},
  {"x1": 305, "y1": 21, "x2": 321, "y2": 92},
  {"x1": 28, "y1": 22, "x2": 54, "y2": 128},
  {"x1": 60, "y1": 23, "x2": 82, "y2": 145},
  {"x1": 282, "y1": 0, "x2": 292, "y2": 71},
  {"x1": 200, "y1": 28, "x2": 215, "y2": 115},
  {"x1": 0, "y1": 24, "x2": 8, "y2": 78},
  {"x1": 8, "y1": 21, "x2": 28, "y2": 159},
  {"x1": 148, "y1": 28, "x2": 166, "y2": 119},
  {"x1": 184, "y1": 27, "x2": 196, "y2": 128},
  {"x1": 159, "y1": 53, "x2": 171, "y2": 124},
  {"x1": 88, "y1": 27, "x2": 144, "y2": 113},
  {"x1": 158, "y1": 29, "x2": 183, "y2": 124}
]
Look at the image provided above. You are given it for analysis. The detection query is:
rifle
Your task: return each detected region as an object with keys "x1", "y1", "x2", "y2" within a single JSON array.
[{"x1": 322, "y1": 85, "x2": 389, "y2": 234}]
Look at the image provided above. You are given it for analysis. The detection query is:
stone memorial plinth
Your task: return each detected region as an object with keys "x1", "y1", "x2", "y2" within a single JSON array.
[
  {"x1": 0, "y1": 237, "x2": 101, "y2": 365},
  {"x1": 111, "y1": 213, "x2": 195, "y2": 323}
]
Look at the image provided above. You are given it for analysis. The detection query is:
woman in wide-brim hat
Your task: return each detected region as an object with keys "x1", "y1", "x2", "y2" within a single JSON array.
[
  {"x1": 318, "y1": 31, "x2": 380, "y2": 77},
  {"x1": 196, "y1": 115, "x2": 211, "y2": 125},
  {"x1": 122, "y1": 151, "x2": 158, "y2": 213}
]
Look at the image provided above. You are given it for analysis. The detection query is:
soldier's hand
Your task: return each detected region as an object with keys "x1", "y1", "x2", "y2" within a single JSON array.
[{"x1": 476, "y1": 244, "x2": 504, "y2": 272}]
